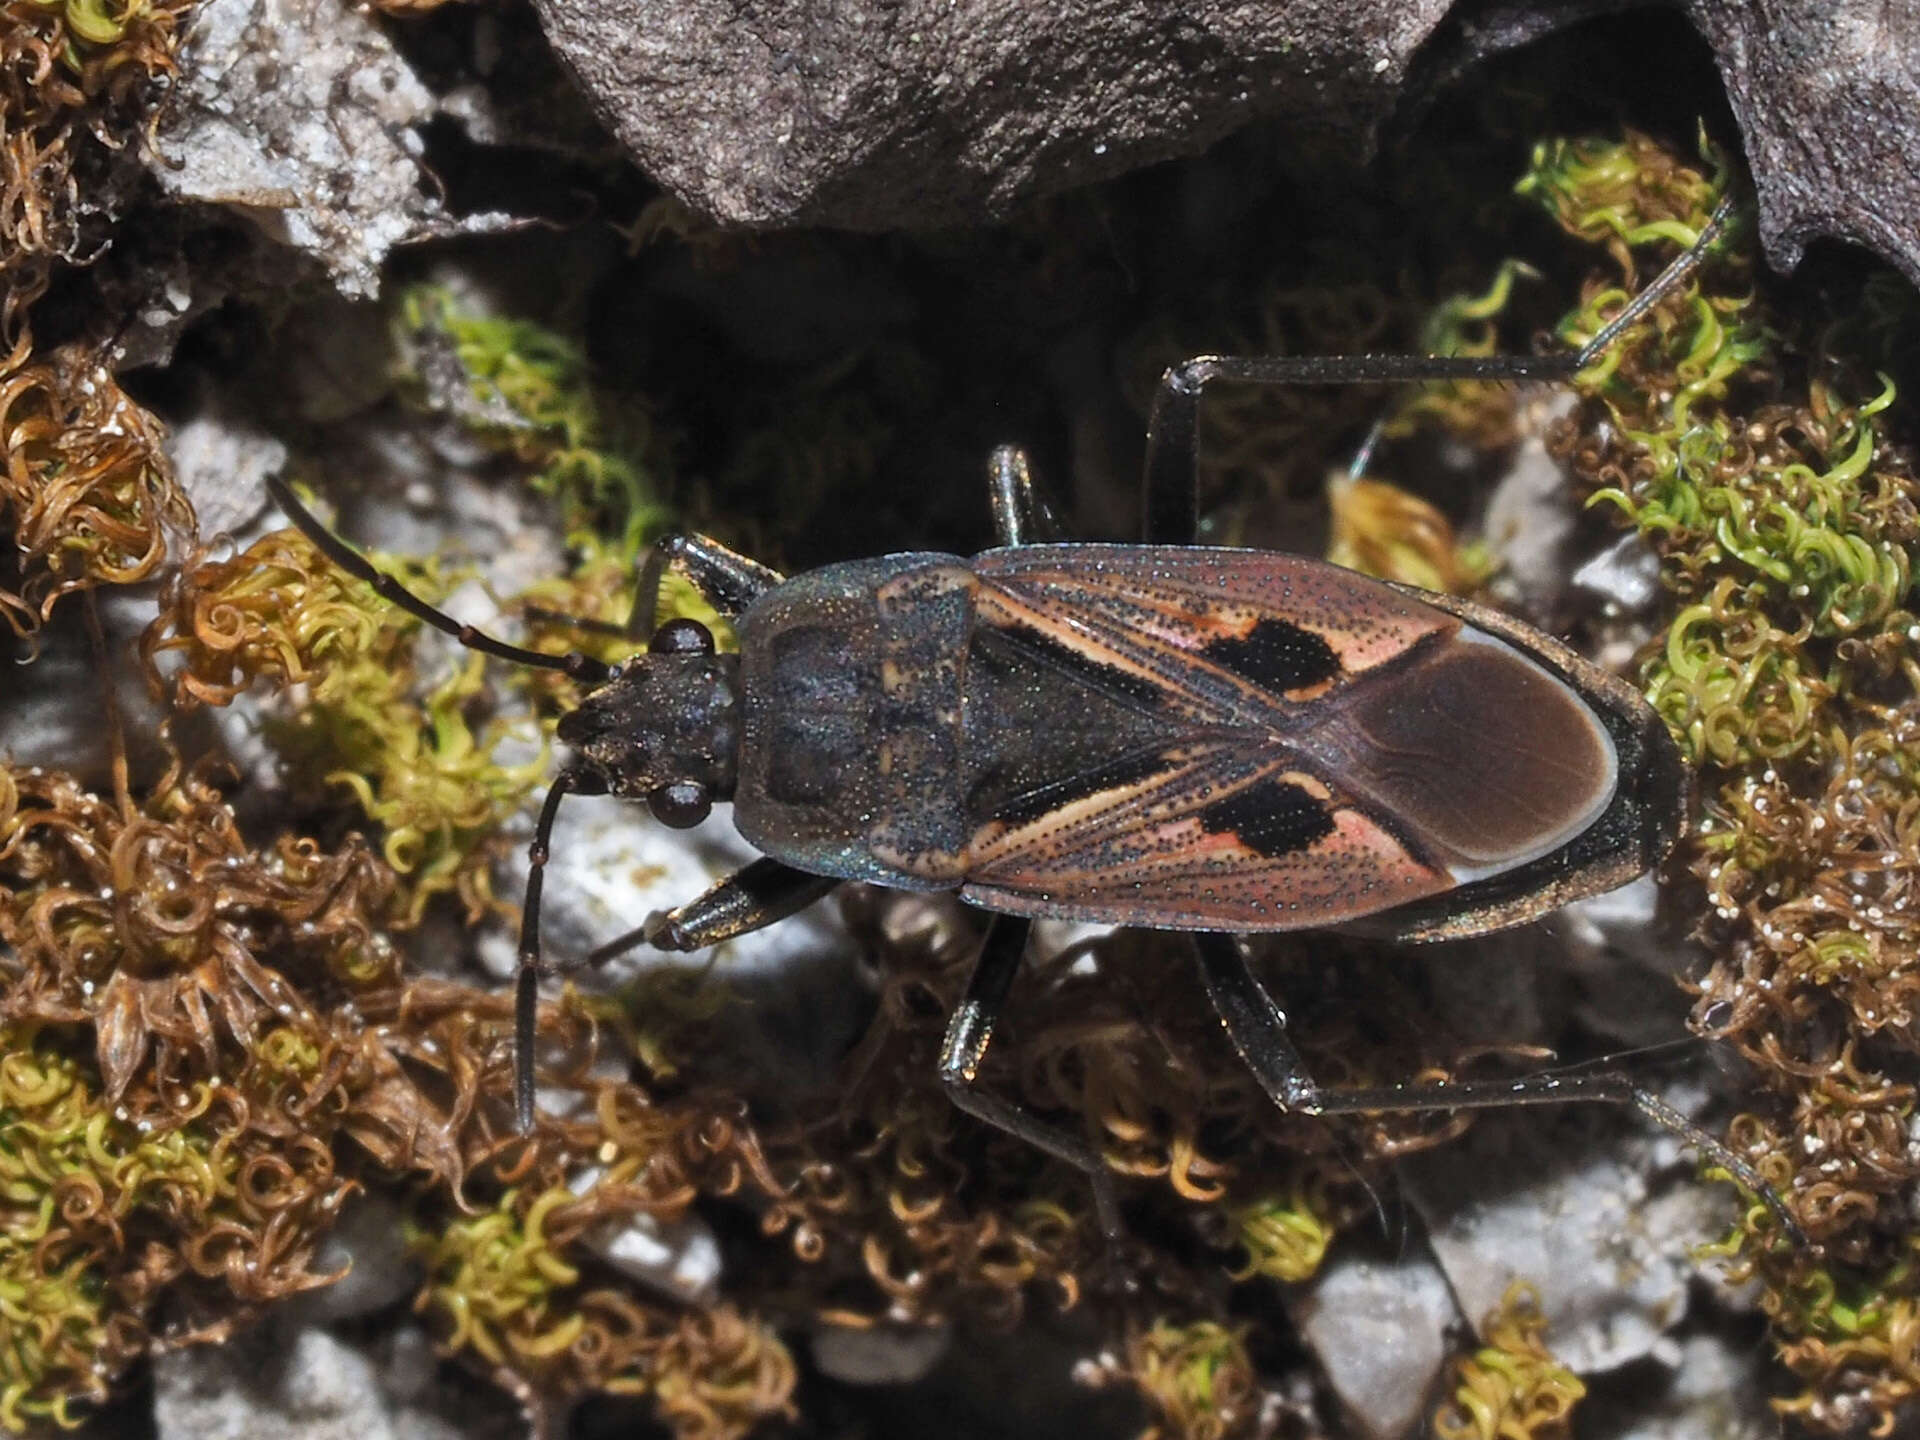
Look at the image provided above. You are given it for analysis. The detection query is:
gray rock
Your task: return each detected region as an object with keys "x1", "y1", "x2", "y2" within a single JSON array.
[
  {"x1": 1398, "y1": 1109, "x2": 1734, "y2": 1376},
  {"x1": 482, "y1": 794, "x2": 869, "y2": 1098},
  {"x1": 811, "y1": 1322, "x2": 952, "y2": 1385},
  {"x1": 154, "y1": 0, "x2": 443, "y2": 299},
  {"x1": 1571, "y1": 533, "x2": 1665, "y2": 617},
  {"x1": 1683, "y1": 0, "x2": 1920, "y2": 288},
  {"x1": 154, "y1": 1321, "x2": 398, "y2": 1440},
  {"x1": 487, "y1": 797, "x2": 850, "y2": 984},
  {"x1": 529, "y1": 0, "x2": 1446, "y2": 230},
  {"x1": 1590, "y1": 1329, "x2": 1775, "y2": 1440},
  {"x1": 0, "y1": 591, "x2": 177, "y2": 788},
  {"x1": 1556, "y1": 876, "x2": 1712, "y2": 1050},
  {"x1": 283, "y1": 1193, "x2": 422, "y2": 1325},
  {"x1": 167, "y1": 405, "x2": 288, "y2": 544},
  {"x1": 567, "y1": 1165, "x2": 724, "y2": 1305},
  {"x1": 1477, "y1": 401, "x2": 1582, "y2": 617},
  {"x1": 1286, "y1": 1245, "x2": 1461, "y2": 1440},
  {"x1": 526, "y1": 0, "x2": 1920, "y2": 288}
]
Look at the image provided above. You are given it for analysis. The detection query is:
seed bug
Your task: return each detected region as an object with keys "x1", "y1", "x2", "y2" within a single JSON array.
[{"x1": 270, "y1": 195, "x2": 1800, "y2": 1243}]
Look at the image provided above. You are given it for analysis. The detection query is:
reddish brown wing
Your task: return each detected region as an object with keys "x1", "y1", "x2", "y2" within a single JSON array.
[
  {"x1": 959, "y1": 736, "x2": 1453, "y2": 930},
  {"x1": 958, "y1": 546, "x2": 1464, "y2": 929},
  {"x1": 969, "y1": 545, "x2": 1457, "y2": 723}
]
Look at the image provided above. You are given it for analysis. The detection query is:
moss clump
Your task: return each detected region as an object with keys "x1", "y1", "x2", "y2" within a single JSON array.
[
  {"x1": 412, "y1": 1185, "x2": 592, "y2": 1374},
  {"x1": 0, "y1": 1026, "x2": 203, "y2": 1430},
  {"x1": 0, "y1": 0, "x2": 195, "y2": 328},
  {"x1": 1226, "y1": 1185, "x2": 1337, "y2": 1285},
  {"x1": 1433, "y1": 1284, "x2": 1584, "y2": 1440},
  {"x1": 1526, "y1": 130, "x2": 1920, "y2": 1431},
  {"x1": 0, "y1": 807, "x2": 368, "y2": 1428},
  {"x1": 393, "y1": 287, "x2": 665, "y2": 555},
  {"x1": 0, "y1": 342, "x2": 195, "y2": 638},
  {"x1": 1380, "y1": 258, "x2": 1538, "y2": 460},
  {"x1": 144, "y1": 522, "x2": 548, "y2": 923},
  {"x1": 0, "y1": 744, "x2": 809, "y2": 1430},
  {"x1": 1119, "y1": 1319, "x2": 1263, "y2": 1440},
  {"x1": 1325, "y1": 473, "x2": 1487, "y2": 596},
  {"x1": 410, "y1": 1150, "x2": 799, "y2": 1437}
]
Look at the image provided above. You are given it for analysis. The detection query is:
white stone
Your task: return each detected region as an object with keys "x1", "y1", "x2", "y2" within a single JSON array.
[
  {"x1": 567, "y1": 1169, "x2": 723, "y2": 1306},
  {"x1": 155, "y1": 1322, "x2": 397, "y2": 1440},
  {"x1": 1286, "y1": 1246, "x2": 1460, "y2": 1440},
  {"x1": 283, "y1": 1193, "x2": 422, "y2": 1325},
  {"x1": 1398, "y1": 1109, "x2": 1737, "y2": 1376},
  {"x1": 156, "y1": 0, "x2": 439, "y2": 299},
  {"x1": 811, "y1": 1322, "x2": 952, "y2": 1386},
  {"x1": 492, "y1": 796, "x2": 849, "y2": 983},
  {"x1": 167, "y1": 408, "x2": 288, "y2": 543},
  {"x1": 1571, "y1": 533, "x2": 1665, "y2": 613}
]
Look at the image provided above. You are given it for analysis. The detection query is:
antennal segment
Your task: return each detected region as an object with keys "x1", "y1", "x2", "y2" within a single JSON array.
[{"x1": 267, "y1": 476, "x2": 612, "y2": 684}]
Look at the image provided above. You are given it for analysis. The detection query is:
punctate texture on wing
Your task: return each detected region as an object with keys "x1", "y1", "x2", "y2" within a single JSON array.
[{"x1": 955, "y1": 546, "x2": 1618, "y2": 929}]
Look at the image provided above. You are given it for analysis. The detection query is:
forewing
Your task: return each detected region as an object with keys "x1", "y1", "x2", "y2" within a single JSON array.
[
  {"x1": 959, "y1": 737, "x2": 1452, "y2": 930},
  {"x1": 971, "y1": 545, "x2": 1457, "y2": 726}
]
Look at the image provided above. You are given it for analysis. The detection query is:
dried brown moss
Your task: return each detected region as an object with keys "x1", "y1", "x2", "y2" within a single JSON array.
[
  {"x1": 0, "y1": 745, "x2": 821, "y2": 1429},
  {"x1": 0, "y1": 338, "x2": 194, "y2": 637},
  {"x1": 0, "y1": 0, "x2": 195, "y2": 333},
  {"x1": 0, "y1": 761, "x2": 388, "y2": 1420},
  {"x1": 1527, "y1": 130, "x2": 1920, "y2": 1433}
]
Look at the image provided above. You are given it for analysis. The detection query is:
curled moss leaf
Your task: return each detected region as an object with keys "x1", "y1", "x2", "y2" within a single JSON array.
[
  {"x1": 1226, "y1": 1185, "x2": 1337, "y2": 1285},
  {"x1": 1532, "y1": 128, "x2": 1920, "y2": 1433},
  {"x1": 0, "y1": 340, "x2": 194, "y2": 637},
  {"x1": 394, "y1": 288, "x2": 665, "y2": 554},
  {"x1": 1433, "y1": 1283, "x2": 1584, "y2": 1440}
]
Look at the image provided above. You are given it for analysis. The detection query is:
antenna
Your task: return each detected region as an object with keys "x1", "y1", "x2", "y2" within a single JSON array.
[{"x1": 266, "y1": 476, "x2": 613, "y2": 684}]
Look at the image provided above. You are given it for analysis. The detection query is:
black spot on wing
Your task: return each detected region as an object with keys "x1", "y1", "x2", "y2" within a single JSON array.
[
  {"x1": 998, "y1": 620, "x2": 1168, "y2": 709},
  {"x1": 984, "y1": 748, "x2": 1171, "y2": 830},
  {"x1": 1198, "y1": 778, "x2": 1336, "y2": 858},
  {"x1": 1202, "y1": 617, "x2": 1341, "y2": 695}
]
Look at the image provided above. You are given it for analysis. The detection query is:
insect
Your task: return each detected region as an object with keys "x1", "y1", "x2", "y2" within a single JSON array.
[{"x1": 270, "y1": 195, "x2": 1798, "y2": 1242}]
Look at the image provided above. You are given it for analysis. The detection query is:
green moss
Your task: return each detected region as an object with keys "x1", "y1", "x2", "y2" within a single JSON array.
[
  {"x1": 1227, "y1": 1186, "x2": 1336, "y2": 1284},
  {"x1": 1125, "y1": 1318, "x2": 1259, "y2": 1440},
  {"x1": 1433, "y1": 1284, "x2": 1584, "y2": 1440},
  {"x1": 0, "y1": 1026, "x2": 237, "y2": 1430},
  {"x1": 395, "y1": 288, "x2": 665, "y2": 554},
  {"x1": 412, "y1": 1186, "x2": 585, "y2": 1372},
  {"x1": 149, "y1": 519, "x2": 551, "y2": 923},
  {"x1": 286, "y1": 643, "x2": 548, "y2": 921},
  {"x1": 1525, "y1": 130, "x2": 1920, "y2": 1431}
]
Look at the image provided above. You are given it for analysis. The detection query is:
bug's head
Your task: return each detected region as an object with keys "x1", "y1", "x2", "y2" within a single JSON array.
[{"x1": 557, "y1": 618, "x2": 739, "y2": 828}]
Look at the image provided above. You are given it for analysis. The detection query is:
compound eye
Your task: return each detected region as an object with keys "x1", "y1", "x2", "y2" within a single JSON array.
[
  {"x1": 648, "y1": 780, "x2": 711, "y2": 829},
  {"x1": 650, "y1": 618, "x2": 715, "y2": 656}
]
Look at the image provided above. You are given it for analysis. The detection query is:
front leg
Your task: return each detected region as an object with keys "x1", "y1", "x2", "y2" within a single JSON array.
[
  {"x1": 578, "y1": 857, "x2": 842, "y2": 961},
  {"x1": 985, "y1": 445, "x2": 1066, "y2": 547},
  {"x1": 527, "y1": 530, "x2": 785, "y2": 641},
  {"x1": 519, "y1": 856, "x2": 839, "y2": 1130}
]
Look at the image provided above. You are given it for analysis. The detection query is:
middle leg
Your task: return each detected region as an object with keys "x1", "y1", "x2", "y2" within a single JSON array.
[{"x1": 939, "y1": 912, "x2": 1124, "y2": 1240}]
